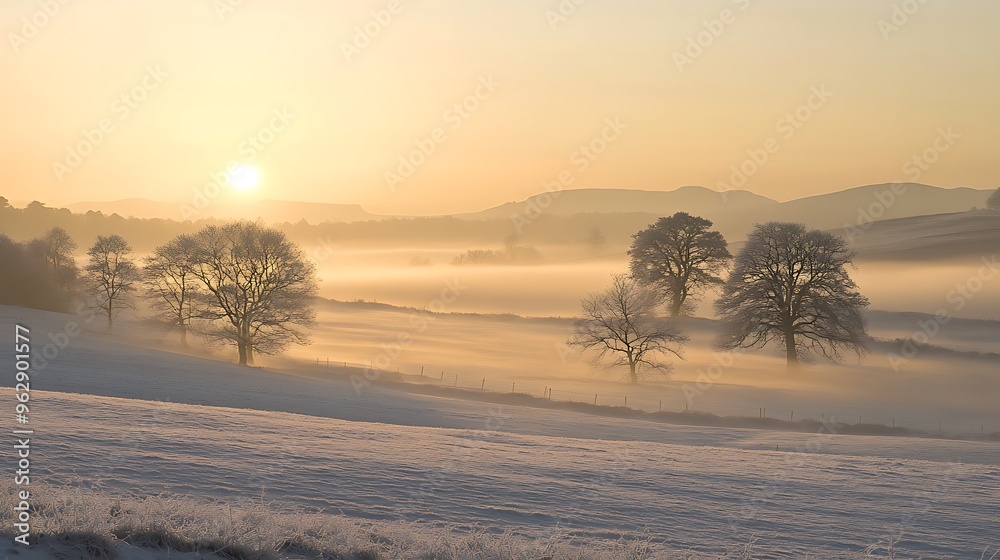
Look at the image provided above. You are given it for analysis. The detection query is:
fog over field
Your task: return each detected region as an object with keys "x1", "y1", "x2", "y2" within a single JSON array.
[
  {"x1": 313, "y1": 248, "x2": 1000, "y2": 319},
  {"x1": 3, "y1": 0, "x2": 1000, "y2": 557}
]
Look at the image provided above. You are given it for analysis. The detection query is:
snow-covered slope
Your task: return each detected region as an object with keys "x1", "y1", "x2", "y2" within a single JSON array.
[
  {"x1": 3, "y1": 304, "x2": 997, "y2": 557},
  {"x1": 30, "y1": 390, "x2": 1000, "y2": 558}
]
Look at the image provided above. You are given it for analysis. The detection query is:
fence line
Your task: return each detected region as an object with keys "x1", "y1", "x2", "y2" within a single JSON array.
[{"x1": 314, "y1": 357, "x2": 999, "y2": 438}]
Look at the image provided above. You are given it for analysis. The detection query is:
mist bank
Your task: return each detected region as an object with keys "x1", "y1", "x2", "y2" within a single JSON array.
[{"x1": 3, "y1": 194, "x2": 998, "y2": 264}]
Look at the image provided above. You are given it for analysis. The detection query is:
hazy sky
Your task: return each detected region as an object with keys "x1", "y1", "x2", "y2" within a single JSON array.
[{"x1": 2, "y1": 0, "x2": 997, "y2": 216}]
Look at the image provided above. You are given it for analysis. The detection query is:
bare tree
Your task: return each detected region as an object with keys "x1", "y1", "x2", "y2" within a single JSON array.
[
  {"x1": 569, "y1": 274, "x2": 687, "y2": 384},
  {"x1": 189, "y1": 221, "x2": 318, "y2": 366},
  {"x1": 715, "y1": 222, "x2": 869, "y2": 367},
  {"x1": 144, "y1": 234, "x2": 200, "y2": 346},
  {"x1": 28, "y1": 227, "x2": 79, "y2": 292},
  {"x1": 629, "y1": 212, "x2": 731, "y2": 317},
  {"x1": 584, "y1": 227, "x2": 607, "y2": 251},
  {"x1": 85, "y1": 234, "x2": 139, "y2": 331}
]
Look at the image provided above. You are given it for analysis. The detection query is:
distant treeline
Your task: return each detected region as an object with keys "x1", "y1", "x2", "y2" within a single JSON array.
[
  {"x1": 0, "y1": 196, "x2": 657, "y2": 251},
  {"x1": 0, "y1": 199, "x2": 202, "y2": 253}
]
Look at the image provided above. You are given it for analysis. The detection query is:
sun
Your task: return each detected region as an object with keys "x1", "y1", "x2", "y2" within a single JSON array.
[{"x1": 228, "y1": 164, "x2": 260, "y2": 192}]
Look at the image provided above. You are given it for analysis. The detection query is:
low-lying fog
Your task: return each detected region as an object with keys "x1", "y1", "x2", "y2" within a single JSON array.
[
  {"x1": 314, "y1": 246, "x2": 1000, "y2": 319},
  {"x1": 85, "y1": 243, "x2": 998, "y2": 437}
]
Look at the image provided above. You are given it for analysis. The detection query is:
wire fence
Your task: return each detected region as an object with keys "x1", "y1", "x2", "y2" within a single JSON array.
[{"x1": 314, "y1": 357, "x2": 1000, "y2": 439}]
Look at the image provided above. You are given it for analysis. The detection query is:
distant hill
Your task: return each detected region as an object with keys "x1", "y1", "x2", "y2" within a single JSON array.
[
  {"x1": 457, "y1": 183, "x2": 993, "y2": 241},
  {"x1": 457, "y1": 186, "x2": 778, "y2": 220},
  {"x1": 844, "y1": 209, "x2": 1000, "y2": 261},
  {"x1": 778, "y1": 184, "x2": 992, "y2": 227},
  {"x1": 64, "y1": 199, "x2": 383, "y2": 224},
  {"x1": 22, "y1": 183, "x2": 996, "y2": 247}
]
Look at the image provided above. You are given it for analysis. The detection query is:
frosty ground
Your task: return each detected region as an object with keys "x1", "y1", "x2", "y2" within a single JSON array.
[{"x1": 3, "y1": 305, "x2": 998, "y2": 558}]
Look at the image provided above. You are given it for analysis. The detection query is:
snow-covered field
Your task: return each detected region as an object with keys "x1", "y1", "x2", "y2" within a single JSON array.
[
  {"x1": 3, "y1": 305, "x2": 998, "y2": 558},
  {"x1": 26, "y1": 390, "x2": 1000, "y2": 557}
]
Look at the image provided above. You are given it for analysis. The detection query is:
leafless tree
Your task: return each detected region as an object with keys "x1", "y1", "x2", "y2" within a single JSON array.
[
  {"x1": 28, "y1": 226, "x2": 79, "y2": 292},
  {"x1": 715, "y1": 222, "x2": 869, "y2": 367},
  {"x1": 85, "y1": 234, "x2": 139, "y2": 331},
  {"x1": 584, "y1": 227, "x2": 607, "y2": 252},
  {"x1": 569, "y1": 274, "x2": 687, "y2": 384},
  {"x1": 629, "y1": 212, "x2": 731, "y2": 317},
  {"x1": 144, "y1": 234, "x2": 200, "y2": 346},
  {"x1": 189, "y1": 221, "x2": 318, "y2": 366}
]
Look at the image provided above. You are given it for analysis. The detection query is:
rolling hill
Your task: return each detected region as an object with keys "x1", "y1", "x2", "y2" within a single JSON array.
[
  {"x1": 460, "y1": 183, "x2": 993, "y2": 234},
  {"x1": 846, "y1": 208, "x2": 1000, "y2": 261}
]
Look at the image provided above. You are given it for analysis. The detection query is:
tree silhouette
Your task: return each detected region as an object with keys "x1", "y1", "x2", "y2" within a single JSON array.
[
  {"x1": 628, "y1": 212, "x2": 731, "y2": 316},
  {"x1": 569, "y1": 274, "x2": 687, "y2": 384},
  {"x1": 189, "y1": 222, "x2": 318, "y2": 366},
  {"x1": 28, "y1": 227, "x2": 78, "y2": 293},
  {"x1": 715, "y1": 222, "x2": 869, "y2": 367},
  {"x1": 144, "y1": 234, "x2": 201, "y2": 346},
  {"x1": 85, "y1": 235, "x2": 139, "y2": 331},
  {"x1": 987, "y1": 188, "x2": 1000, "y2": 210}
]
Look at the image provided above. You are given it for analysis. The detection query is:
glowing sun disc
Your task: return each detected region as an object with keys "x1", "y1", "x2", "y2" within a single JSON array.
[{"x1": 229, "y1": 165, "x2": 260, "y2": 191}]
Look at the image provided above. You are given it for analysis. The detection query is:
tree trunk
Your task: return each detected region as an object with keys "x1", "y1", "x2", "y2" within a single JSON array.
[
  {"x1": 107, "y1": 302, "x2": 113, "y2": 332},
  {"x1": 246, "y1": 341, "x2": 255, "y2": 366},
  {"x1": 628, "y1": 360, "x2": 638, "y2": 384},
  {"x1": 179, "y1": 324, "x2": 188, "y2": 347},
  {"x1": 784, "y1": 328, "x2": 799, "y2": 367},
  {"x1": 237, "y1": 339, "x2": 247, "y2": 365},
  {"x1": 669, "y1": 295, "x2": 683, "y2": 317}
]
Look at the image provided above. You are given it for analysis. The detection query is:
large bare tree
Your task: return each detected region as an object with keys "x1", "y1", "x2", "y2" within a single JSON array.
[
  {"x1": 189, "y1": 221, "x2": 318, "y2": 365},
  {"x1": 715, "y1": 222, "x2": 869, "y2": 367},
  {"x1": 144, "y1": 234, "x2": 200, "y2": 346},
  {"x1": 85, "y1": 234, "x2": 139, "y2": 331},
  {"x1": 569, "y1": 274, "x2": 687, "y2": 384},
  {"x1": 628, "y1": 212, "x2": 731, "y2": 317}
]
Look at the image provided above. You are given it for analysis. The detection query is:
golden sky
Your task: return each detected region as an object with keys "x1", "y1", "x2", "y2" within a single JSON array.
[{"x1": 2, "y1": 0, "x2": 997, "y2": 216}]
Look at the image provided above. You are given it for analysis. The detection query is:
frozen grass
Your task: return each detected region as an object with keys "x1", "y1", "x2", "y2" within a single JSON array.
[{"x1": 3, "y1": 481, "x2": 994, "y2": 560}]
